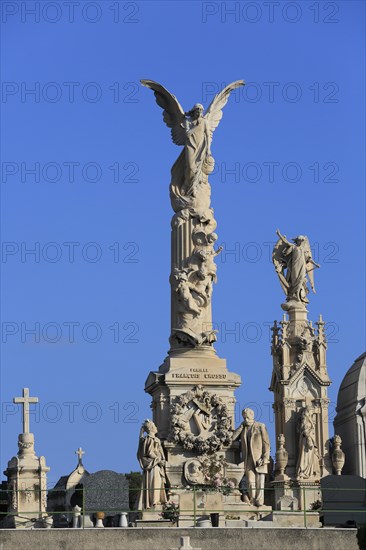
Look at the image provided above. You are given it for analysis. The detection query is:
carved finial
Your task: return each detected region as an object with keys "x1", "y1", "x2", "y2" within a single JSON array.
[
  {"x1": 316, "y1": 314, "x2": 326, "y2": 344},
  {"x1": 271, "y1": 321, "x2": 280, "y2": 346}
]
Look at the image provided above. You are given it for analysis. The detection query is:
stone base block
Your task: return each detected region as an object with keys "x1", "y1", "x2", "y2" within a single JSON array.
[
  {"x1": 0, "y1": 527, "x2": 359, "y2": 550},
  {"x1": 266, "y1": 511, "x2": 321, "y2": 528},
  {"x1": 2, "y1": 514, "x2": 53, "y2": 529},
  {"x1": 133, "y1": 519, "x2": 174, "y2": 528},
  {"x1": 272, "y1": 480, "x2": 322, "y2": 511}
]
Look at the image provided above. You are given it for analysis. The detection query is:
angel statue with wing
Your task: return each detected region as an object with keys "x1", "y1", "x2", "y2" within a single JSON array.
[
  {"x1": 141, "y1": 80, "x2": 244, "y2": 349},
  {"x1": 140, "y1": 79, "x2": 244, "y2": 217},
  {"x1": 273, "y1": 229, "x2": 320, "y2": 310}
]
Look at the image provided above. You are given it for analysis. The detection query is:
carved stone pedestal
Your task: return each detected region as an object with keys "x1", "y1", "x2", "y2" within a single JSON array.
[
  {"x1": 176, "y1": 490, "x2": 271, "y2": 526},
  {"x1": 271, "y1": 478, "x2": 322, "y2": 514},
  {"x1": 4, "y1": 433, "x2": 52, "y2": 529},
  {"x1": 145, "y1": 351, "x2": 241, "y2": 487},
  {"x1": 270, "y1": 511, "x2": 321, "y2": 528}
]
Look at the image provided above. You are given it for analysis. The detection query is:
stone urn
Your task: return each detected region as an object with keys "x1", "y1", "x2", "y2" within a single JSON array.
[
  {"x1": 119, "y1": 512, "x2": 128, "y2": 527},
  {"x1": 275, "y1": 434, "x2": 288, "y2": 478},
  {"x1": 95, "y1": 511, "x2": 105, "y2": 528},
  {"x1": 197, "y1": 516, "x2": 211, "y2": 528},
  {"x1": 331, "y1": 435, "x2": 345, "y2": 475}
]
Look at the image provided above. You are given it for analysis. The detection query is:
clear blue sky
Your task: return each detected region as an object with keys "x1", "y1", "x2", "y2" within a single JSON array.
[{"x1": 1, "y1": 1, "x2": 365, "y2": 485}]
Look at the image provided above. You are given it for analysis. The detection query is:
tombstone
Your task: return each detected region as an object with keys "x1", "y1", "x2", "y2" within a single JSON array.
[
  {"x1": 334, "y1": 352, "x2": 366, "y2": 478},
  {"x1": 321, "y1": 475, "x2": 366, "y2": 526},
  {"x1": 83, "y1": 470, "x2": 129, "y2": 525}
]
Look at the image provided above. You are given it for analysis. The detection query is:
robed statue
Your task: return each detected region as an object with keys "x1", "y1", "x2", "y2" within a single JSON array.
[
  {"x1": 296, "y1": 407, "x2": 320, "y2": 479},
  {"x1": 273, "y1": 229, "x2": 320, "y2": 309},
  {"x1": 137, "y1": 420, "x2": 167, "y2": 509}
]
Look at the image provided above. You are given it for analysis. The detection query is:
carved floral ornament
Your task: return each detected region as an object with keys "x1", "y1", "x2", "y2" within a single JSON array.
[
  {"x1": 169, "y1": 386, "x2": 232, "y2": 454},
  {"x1": 18, "y1": 440, "x2": 33, "y2": 449}
]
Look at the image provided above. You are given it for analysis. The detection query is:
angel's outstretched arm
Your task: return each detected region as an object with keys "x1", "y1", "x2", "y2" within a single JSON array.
[{"x1": 276, "y1": 228, "x2": 291, "y2": 246}]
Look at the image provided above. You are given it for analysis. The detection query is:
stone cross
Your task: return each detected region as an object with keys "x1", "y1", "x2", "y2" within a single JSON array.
[
  {"x1": 13, "y1": 388, "x2": 38, "y2": 434},
  {"x1": 75, "y1": 447, "x2": 85, "y2": 465}
]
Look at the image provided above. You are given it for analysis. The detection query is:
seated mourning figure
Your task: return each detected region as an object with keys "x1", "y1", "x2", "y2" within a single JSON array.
[{"x1": 232, "y1": 408, "x2": 270, "y2": 506}]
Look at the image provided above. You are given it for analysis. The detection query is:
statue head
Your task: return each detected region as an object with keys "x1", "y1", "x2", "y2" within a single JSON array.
[
  {"x1": 292, "y1": 235, "x2": 306, "y2": 246},
  {"x1": 301, "y1": 406, "x2": 313, "y2": 421},
  {"x1": 142, "y1": 419, "x2": 157, "y2": 436},
  {"x1": 185, "y1": 103, "x2": 204, "y2": 120},
  {"x1": 242, "y1": 408, "x2": 255, "y2": 426}
]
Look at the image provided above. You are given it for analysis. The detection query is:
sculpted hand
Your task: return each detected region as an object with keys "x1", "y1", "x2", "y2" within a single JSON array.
[{"x1": 256, "y1": 457, "x2": 264, "y2": 467}]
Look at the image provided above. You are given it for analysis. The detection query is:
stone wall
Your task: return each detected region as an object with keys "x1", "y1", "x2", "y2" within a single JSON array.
[{"x1": 0, "y1": 527, "x2": 359, "y2": 550}]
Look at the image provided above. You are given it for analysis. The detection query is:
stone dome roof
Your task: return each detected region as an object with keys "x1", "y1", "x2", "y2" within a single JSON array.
[{"x1": 336, "y1": 352, "x2": 366, "y2": 413}]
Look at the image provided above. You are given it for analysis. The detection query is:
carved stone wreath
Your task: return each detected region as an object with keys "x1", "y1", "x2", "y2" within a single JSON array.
[{"x1": 169, "y1": 386, "x2": 232, "y2": 454}]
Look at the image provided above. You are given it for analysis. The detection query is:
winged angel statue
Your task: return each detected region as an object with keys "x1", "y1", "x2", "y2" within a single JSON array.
[
  {"x1": 273, "y1": 229, "x2": 320, "y2": 310},
  {"x1": 140, "y1": 79, "x2": 244, "y2": 215},
  {"x1": 141, "y1": 79, "x2": 244, "y2": 348}
]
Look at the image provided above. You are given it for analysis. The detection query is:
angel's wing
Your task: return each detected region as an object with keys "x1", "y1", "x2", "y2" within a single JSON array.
[
  {"x1": 272, "y1": 238, "x2": 290, "y2": 295},
  {"x1": 140, "y1": 79, "x2": 186, "y2": 145},
  {"x1": 204, "y1": 80, "x2": 245, "y2": 138},
  {"x1": 303, "y1": 236, "x2": 316, "y2": 293}
]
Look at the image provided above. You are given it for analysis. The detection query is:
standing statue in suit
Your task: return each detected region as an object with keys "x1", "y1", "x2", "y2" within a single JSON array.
[{"x1": 232, "y1": 408, "x2": 270, "y2": 506}]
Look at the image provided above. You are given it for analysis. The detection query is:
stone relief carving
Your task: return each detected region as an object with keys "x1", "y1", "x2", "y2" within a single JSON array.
[
  {"x1": 169, "y1": 386, "x2": 232, "y2": 454},
  {"x1": 183, "y1": 458, "x2": 207, "y2": 485},
  {"x1": 10, "y1": 480, "x2": 17, "y2": 510},
  {"x1": 291, "y1": 376, "x2": 317, "y2": 400},
  {"x1": 273, "y1": 229, "x2": 320, "y2": 310},
  {"x1": 18, "y1": 440, "x2": 32, "y2": 450},
  {"x1": 23, "y1": 488, "x2": 33, "y2": 503},
  {"x1": 141, "y1": 79, "x2": 244, "y2": 348}
]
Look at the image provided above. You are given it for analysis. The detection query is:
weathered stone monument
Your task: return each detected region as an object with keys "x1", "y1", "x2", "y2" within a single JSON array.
[
  {"x1": 48, "y1": 448, "x2": 129, "y2": 527},
  {"x1": 3, "y1": 388, "x2": 52, "y2": 528},
  {"x1": 83, "y1": 470, "x2": 129, "y2": 525},
  {"x1": 334, "y1": 352, "x2": 366, "y2": 478},
  {"x1": 47, "y1": 447, "x2": 90, "y2": 525},
  {"x1": 139, "y1": 79, "x2": 257, "y2": 520},
  {"x1": 269, "y1": 230, "x2": 334, "y2": 515}
]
